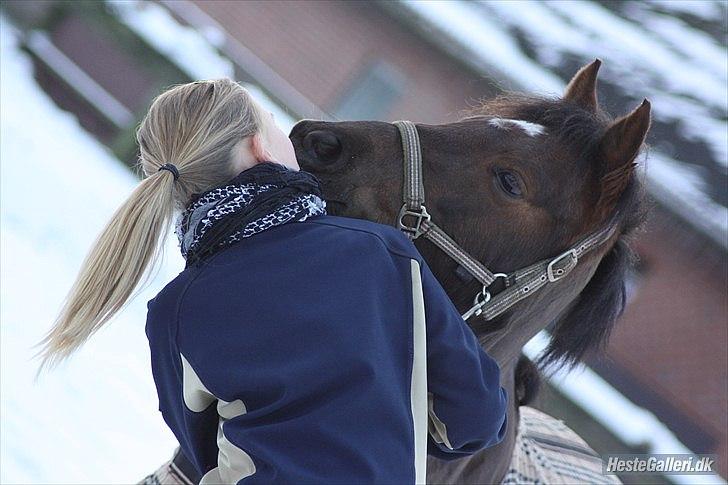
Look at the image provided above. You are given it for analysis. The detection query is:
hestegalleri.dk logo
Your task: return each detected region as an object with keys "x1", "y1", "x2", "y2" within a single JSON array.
[{"x1": 603, "y1": 454, "x2": 718, "y2": 475}]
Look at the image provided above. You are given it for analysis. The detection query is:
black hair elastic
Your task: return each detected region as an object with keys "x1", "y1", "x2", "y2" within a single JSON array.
[{"x1": 158, "y1": 163, "x2": 180, "y2": 181}]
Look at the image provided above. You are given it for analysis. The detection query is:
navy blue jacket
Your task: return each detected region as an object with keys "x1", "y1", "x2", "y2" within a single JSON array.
[{"x1": 146, "y1": 214, "x2": 508, "y2": 484}]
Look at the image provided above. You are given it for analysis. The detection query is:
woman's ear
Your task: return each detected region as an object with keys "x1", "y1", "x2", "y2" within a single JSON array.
[
  {"x1": 250, "y1": 132, "x2": 272, "y2": 162},
  {"x1": 250, "y1": 133, "x2": 267, "y2": 162},
  {"x1": 230, "y1": 134, "x2": 263, "y2": 172}
]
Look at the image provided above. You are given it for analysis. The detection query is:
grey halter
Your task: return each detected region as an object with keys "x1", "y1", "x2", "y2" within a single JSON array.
[{"x1": 393, "y1": 120, "x2": 619, "y2": 321}]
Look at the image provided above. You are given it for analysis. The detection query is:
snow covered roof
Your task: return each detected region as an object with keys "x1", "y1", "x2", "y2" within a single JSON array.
[{"x1": 388, "y1": 0, "x2": 728, "y2": 249}]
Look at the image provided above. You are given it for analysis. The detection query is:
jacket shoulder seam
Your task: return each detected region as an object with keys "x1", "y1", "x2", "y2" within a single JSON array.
[
  {"x1": 172, "y1": 267, "x2": 207, "y2": 359},
  {"x1": 304, "y1": 218, "x2": 420, "y2": 262}
]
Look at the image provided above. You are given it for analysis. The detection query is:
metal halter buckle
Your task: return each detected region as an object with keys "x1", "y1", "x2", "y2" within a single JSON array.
[
  {"x1": 397, "y1": 204, "x2": 431, "y2": 240},
  {"x1": 547, "y1": 249, "x2": 578, "y2": 282}
]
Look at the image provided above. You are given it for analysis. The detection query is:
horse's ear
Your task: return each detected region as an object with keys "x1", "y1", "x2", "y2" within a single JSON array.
[
  {"x1": 563, "y1": 58, "x2": 601, "y2": 112},
  {"x1": 595, "y1": 99, "x2": 651, "y2": 220}
]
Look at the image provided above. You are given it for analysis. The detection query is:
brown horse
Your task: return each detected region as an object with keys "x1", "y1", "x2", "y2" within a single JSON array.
[
  {"x1": 142, "y1": 60, "x2": 650, "y2": 484},
  {"x1": 288, "y1": 59, "x2": 650, "y2": 483}
]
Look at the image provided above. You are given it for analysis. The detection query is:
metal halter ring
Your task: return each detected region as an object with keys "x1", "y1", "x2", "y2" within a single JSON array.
[
  {"x1": 476, "y1": 285, "x2": 493, "y2": 305},
  {"x1": 490, "y1": 272, "x2": 509, "y2": 289},
  {"x1": 475, "y1": 273, "x2": 508, "y2": 312},
  {"x1": 461, "y1": 273, "x2": 509, "y2": 321},
  {"x1": 462, "y1": 285, "x2": 492, "y2": 320}
]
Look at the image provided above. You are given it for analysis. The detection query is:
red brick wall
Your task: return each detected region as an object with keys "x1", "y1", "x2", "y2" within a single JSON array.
[{"x1": 191, "y1": 0, "x2": 494, "y2": 123}]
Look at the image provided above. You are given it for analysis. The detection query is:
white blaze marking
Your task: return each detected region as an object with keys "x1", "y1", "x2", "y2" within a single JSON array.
[{"x1": 488, "y1": 118, "x2": 546, "y2": 137}]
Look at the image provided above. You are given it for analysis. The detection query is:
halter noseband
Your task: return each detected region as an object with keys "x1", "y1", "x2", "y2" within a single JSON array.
[{"x1": 393, "y1": 120, "x2": 619, "y2": 321}]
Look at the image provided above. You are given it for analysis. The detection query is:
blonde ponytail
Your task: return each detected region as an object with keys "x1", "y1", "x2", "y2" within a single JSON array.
[{"x1": 36, "y1": 78, "x2": 263, "y2": 373}]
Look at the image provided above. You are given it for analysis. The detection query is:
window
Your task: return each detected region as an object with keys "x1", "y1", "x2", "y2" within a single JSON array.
[{"x1": 334, "y1": 61, "x2": 407, "y2": 120}]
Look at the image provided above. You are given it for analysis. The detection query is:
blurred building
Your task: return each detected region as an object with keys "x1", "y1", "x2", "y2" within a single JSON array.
[{"x1": 3, "y1": 0, "x2": 726, "y2": 479}]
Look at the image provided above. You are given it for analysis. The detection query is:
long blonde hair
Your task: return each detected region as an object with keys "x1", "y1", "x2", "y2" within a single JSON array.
[{"x1": 35, "y1": 79, "x2": 263, "y2": 372}]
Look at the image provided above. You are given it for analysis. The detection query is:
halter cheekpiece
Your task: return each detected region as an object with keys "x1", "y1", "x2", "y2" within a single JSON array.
[{"x1": 392, "y1": 120, "x2": 619, "y2": 321}]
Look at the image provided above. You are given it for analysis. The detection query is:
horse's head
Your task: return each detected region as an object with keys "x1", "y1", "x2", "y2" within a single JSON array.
[{"x1": 290, "y1": 60, "x2": 650, "y2": 368}]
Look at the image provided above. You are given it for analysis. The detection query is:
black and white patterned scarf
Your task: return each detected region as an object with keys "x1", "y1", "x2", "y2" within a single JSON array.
[{"x1": 174, "y1": 161, "x2": 327, "y2": 267}]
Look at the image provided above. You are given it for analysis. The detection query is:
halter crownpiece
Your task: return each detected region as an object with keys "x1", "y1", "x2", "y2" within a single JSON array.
[
  {"x1": 392, "y1": 120, "x2": 619, "y2": 321},
  {"x1": 158, "y1": 163, "x2": 180, "y2": 181}
]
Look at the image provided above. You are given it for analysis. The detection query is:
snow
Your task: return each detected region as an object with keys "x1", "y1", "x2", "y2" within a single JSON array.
[
  {"x1": 635, "y1": 9, "x2": 726, "y2": 80},
  {"x1": 398, "y1": 0, "x2": 728, "y2": 249},
  {"x1": 0, "y1": 15, "x2": 183, "y2": 484},
  {"x1": 646, "y1": 0, "x2": 726, "y2": 21},
  {"x1": 0, "y1": 9, "x2": 300, "y2": 481},
  {"x1": 106, "y1": 0, "x2": 234, "y2": 80}
]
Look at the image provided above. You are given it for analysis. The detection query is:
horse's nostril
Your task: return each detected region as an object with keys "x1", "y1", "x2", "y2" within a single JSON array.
[{"x1": 303, "y1": 130, "x2": 342, "y2": 165}]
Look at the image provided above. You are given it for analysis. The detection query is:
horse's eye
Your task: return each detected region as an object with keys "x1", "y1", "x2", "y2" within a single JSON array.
[{"x1": 495, "y1": 169, "x2": 524, "y2": 198}]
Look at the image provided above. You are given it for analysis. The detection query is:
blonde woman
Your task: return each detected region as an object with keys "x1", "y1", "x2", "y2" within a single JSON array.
[{"x1": 38, "y1": 79, "x2": 508, "y2": 484}]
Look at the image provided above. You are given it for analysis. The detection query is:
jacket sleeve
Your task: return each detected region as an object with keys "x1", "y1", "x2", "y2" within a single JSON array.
[{"x1": 417, "y1": 257, "x2": 508, "y2": 460}]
